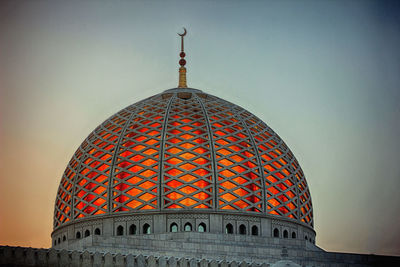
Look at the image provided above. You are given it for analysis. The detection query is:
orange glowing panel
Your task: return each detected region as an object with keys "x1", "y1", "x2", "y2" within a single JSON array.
[
  {"x1": 220, "y1": 181, "x2": 236, "y2": 189},
  {"x1": 219, "y1": 159, "x2": 234, "y2": 166},
  {"x1": 166, "y1": 180, "x2": 183, "y2": 188},
  {"x1": 143, "y1": 148, "x2": 157, "y2": 155},
  {"x1": 180, "y1": 163, "x2": 196, "y2": 170},
  {"x1": 176, "y1": 174, "x2": 194, "y2": 183},
  {"x1": 230, "y1": 155, "x2": 244, "y2": 162},
  {"x1": 220, "y1": 170, "x2": 235, "y2": 177},
  {"x1": 127, "y1": 200, "x2": 142, "y2": 209},
  {"x1": 221, "y1": 193, "x2": 236, "y2": 202},
  {"x1": 193, "y1": 192, "x2": 210, "y2": 200},
  {"x1": 167, "y1": 147, "x2": 182, "y2": 154},
  {"x1": 193, "y1": 157, "x2": 208, "y2": 165},
  {"x1": 166, "y1": 192, "x2": 184, "y2": 200},
  {"x1": 126, "y1": 176, "x2": 142, "y2": 185},
  {"x1": 217, "y1": 148, "x2": 231, "y2": 155},
  {"x1": 179, "y1": 198, "x2": 197, "y2": 206},
  {"x1": 166, "y1": 157, "x2": 183, "y2": 165},
  {"x1": 126, "y1": 188, "x2": 142, "y2": 197},
  {"x1": 181, "y1": 142, "x2": 195, "y2": 149},
  {"x1": 167, "y1": 169, "x2": 183, "y2": 176},
  {"x1": 234, "y1": 188, "x2": 249, "y2": 197},
  {"x1": 181, "y1": 186, "x2": 197, "y2": 194},
  {"x1": 233, "y1": 200, "x2": 248, "y2": 209},
  {"x1": 140, "y1": 193, "x2": 155, "y2": 202},
  {"x1": 140, "y1": 181, "x2": 156, "y2": 189},
  {"x1": 268, "y1": 198, "x2": 281, "y2": 209},
  {"x1": 181, "y1": 133, "x2": 194, "y2": 139},
  {"x1": 193, "y1": 147, "x2": 207, "y2": 154}
]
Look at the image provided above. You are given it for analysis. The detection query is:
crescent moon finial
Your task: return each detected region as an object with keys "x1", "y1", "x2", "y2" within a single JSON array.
[
  {"x1": 178, "y1": 27, "x2": 187, "y2": 88},
  {"x1": 178, "y1": 27, "x2": 187, "y2": 37}
]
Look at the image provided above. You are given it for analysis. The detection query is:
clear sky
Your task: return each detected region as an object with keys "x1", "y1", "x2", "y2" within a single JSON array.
[{"x1": 1, "y1": 0, "x2": 399, "y2": 256}]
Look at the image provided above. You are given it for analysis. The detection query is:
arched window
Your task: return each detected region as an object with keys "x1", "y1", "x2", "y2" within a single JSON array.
[
  {"x1": 198, "y1": 223, "x2": 206, "y2": 233},
  {"x1": 305, "y1": 236, "x2": 308, "y2": 241},
  {"x1": 63, "y1": 235, "x2": 66, "y2": 242},
  {"x1": 58, "y1": 237, "x2": 60, "y2": 244},
  {"x1": 84, "y1": 230, "x2": 90, "y2": 237},
  {"x1": 54, "y1": 240, "x2": 57, "y2": 246},
  {"x1": 170, "y1": 223, "x2": 178, "y2": 232},
  {"x1": 76, "y1": 231, "x2": 81, "y2": 239},
  {"x1": 129, "y1": 224, "x2": 137, "y2": 235},
  {"x1": 143, "y1": 223, "x2": 151, "y2": 234},
  {"x1": 251, "y1": 225, "x2": 258, "y2": 236},
  {"x1": 94, "y1": 228, "x2": 101, "y2": 235},
  {"x1": 283, "y1": 230, "x2": 288, "y2": 238},
  {"x1": 225, "y1": 223, "x2": 233, "y2": 234},
  {"x1": 273, "y1": 228, "x2": 279, "y2": 238},
  {"x1": 184, "y1": 223, "x2": 192, "y2": 232},
  {"x1": 117, "y1": 225, "x2": 124, "y2": 236},
  {"x1": 292, "y1": 232, "x2": 296, "y2": 239},
  {"x1": 239, "y1": 224, "x2": 246, "y2": 235}
]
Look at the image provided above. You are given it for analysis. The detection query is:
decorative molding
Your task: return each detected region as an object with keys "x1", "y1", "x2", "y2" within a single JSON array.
[
  {"x1": 74, "y1": 220, "x2": 103, "y2": 228},
  {"x1": 224, "y1": 215, "x2": 259, "y2": 222},
  {"x1": 167, "y1": 214, "x2": 208, "y2": 219},
  {"x1": 271, "y1": 220, "x2": 295, "y2": 228},
  {"x1": 115, "y1": 215, "x2": 152, "y2": 222}
]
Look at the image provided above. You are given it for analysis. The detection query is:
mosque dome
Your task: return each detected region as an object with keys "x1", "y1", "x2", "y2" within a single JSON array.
[
  {"x1": 52, "y1": 30, "x2": 315, "y2": 255},
  {"x1": 53, "y1": 88, "x2": 313, "y2": 231}
]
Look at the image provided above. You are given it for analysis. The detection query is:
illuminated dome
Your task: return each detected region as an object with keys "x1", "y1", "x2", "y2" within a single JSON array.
[
  {"x1": 54, "y1": 88, "x2": 313, "y2": 239},
  {"x1": 52, "y1": 32, "x2": 315, "y2": 256}
]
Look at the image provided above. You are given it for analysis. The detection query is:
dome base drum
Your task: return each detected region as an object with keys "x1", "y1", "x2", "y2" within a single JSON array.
[{"x1": 52, "y1": 211, "x2": 317, "y2": 261}]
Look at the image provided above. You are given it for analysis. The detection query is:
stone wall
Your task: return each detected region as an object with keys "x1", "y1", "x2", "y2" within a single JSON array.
[
  {"x1": 1, "y1": 245, "x2": 400, "y2": 267},
  {"x1": 2, "y1": 246, "x2": 267, "y2": 267},
  {"x1": 57, "y1": 232, "x2": 319, "y2": 263}
]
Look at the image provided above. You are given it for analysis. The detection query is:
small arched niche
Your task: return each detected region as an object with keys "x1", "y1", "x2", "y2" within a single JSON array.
[
  {"x1": 116, "y1": 225, "x2": 124, "y2": 236},
  {"x1": 251, "y1": 225, "x2": 258, "y2": 236},
  {"x1": 239, "y1": 224, "x2": 246, "y2": 235},
  {"x1": 129, "y1": 224, "x2": 137, "y2": 235},
  {"x1": 84, "y1": 230, "x2": 90, "y2": 237},
  {"x1": 170, "y1": 223, "x2": 178, "y2": 233},
  {"x1": 198, "y1": 223, "x2": 206, "y2": 233},
  {"x1": 283, "y1": 230, "x2": 288, "y2": 238},
  {"x1": 184, "y1": 223, "x2": 192, "y2": 232},
  {"x1": 273, "y1": 228, "x2": 279, "y2": 238},
  {"x1": 292, "y1": 232, "x2": 296, "y2": 239},
  {"x1": 143, "y1": 223, "x2": 151, "y2": 234},
  {"x1": 225, "y1": 223, "x2": 234, "y2": 234}
]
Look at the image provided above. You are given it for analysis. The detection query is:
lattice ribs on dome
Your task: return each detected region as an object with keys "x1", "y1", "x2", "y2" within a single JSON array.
[{"x1": 54, "y1": 28, "x2": 313, "y2": 232}]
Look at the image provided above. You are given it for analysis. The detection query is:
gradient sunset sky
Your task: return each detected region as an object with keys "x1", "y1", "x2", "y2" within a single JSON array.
[{"x1": 1, "y1": 0, "x2": 399, "y2": 256}]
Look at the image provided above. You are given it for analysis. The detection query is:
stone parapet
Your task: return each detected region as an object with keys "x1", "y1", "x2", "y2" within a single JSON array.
[{"x1": 1, "y1": 245, "x2": 400, "y2": 267}]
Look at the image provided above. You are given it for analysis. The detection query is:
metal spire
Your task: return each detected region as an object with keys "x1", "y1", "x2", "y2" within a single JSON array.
[{"x1": 178, "y1": 27, "x2": 187, "y2": 88}]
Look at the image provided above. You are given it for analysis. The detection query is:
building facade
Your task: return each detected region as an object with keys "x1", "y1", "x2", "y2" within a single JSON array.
[{"x1": 1, "y1": 33, "x2": 399, "y2": 267}]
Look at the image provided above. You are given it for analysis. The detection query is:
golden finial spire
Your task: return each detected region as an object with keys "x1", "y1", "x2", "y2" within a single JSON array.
[{"x1": 178, "y1": 27, "x2": 187, "y2": 88}]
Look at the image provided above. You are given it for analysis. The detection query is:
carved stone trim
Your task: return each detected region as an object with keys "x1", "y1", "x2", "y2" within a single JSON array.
[
  {"x1": 115, "y1": 215, "x2": 152, "y2": 222},
  {"x1": 223, "y1": 215, "x2": 259, "y2": 222},
  {"x1": 271, "y1": 220, "x2": 294, "y2": 228},
  {"x1": 167, "y1": 214, "x2": 208, "y2": 219}
]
